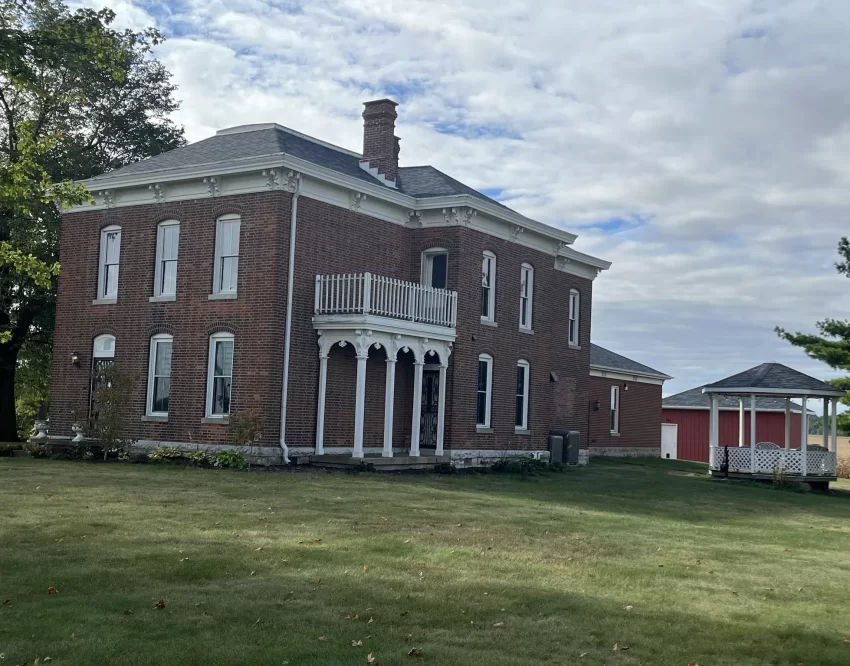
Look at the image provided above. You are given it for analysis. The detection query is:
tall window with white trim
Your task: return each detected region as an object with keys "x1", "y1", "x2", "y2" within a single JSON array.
[
  {"x1": 610, "y1": 385, "x2": 620, "y2": 434},
  {"x1": 476, "y1": 353, "x2": 493, "y2": 427},
  {"x1": 515, "y1": 360, "x2": 530, "y2": 430},
  {"x1": 519, "y1": 263, "x2": 533, "y2": 330},
  {"x1": 90, "y1": 334, "x2": 116, "y2": 413},
  {"x1": 207, "y1": 332, "x2": 234, "y2": 417},
  {"x1": 97, "y1": 225, "x2": 121, "y2": 300},
  {"x1": 481, "y1": 251, "x2": 496, "y2": 321},
  {"x1": 154, "y1": 220, "x2": 180, "y2": 297},
  {"x1": 568, "y1": 289, "x2": 580, "y2": 346},
  {"x1": 213, "y1": 215, "x2": 241, "y2": 295},
  {"x1": 421, "y1": 248, "x2": 448, "y2": 289},
  {"x1": 146, "y1": 334, "x2": 173, "y2": 415}
]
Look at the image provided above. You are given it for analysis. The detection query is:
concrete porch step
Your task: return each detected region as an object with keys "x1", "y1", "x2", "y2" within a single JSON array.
[{"x1": 309, "y1": 454, "x2": 450, "y2": 472}]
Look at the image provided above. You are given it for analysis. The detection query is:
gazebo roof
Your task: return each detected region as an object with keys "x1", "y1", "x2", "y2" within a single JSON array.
[{"x1": 702, "y1": 362, "x2": 844, "y2": 398}]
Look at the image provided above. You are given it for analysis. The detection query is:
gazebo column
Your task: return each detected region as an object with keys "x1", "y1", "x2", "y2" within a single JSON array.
[
  {"x1": 382, "y1": 358, "x2": 396, "y2": 457},
  {"x1": 822, "y1": 399, "x2": 829, "y2": 450},
  {"x1": 831, "y1": 397, "x2": 839, "y2": 454},
  {"x1": 738, "y1": 398, "x2": 745, "y2": 447},
  {"x1": 800, "y1": 396, "x2": 808, "y2": 476},
  {"x1": 750, "y1": 394, "x2": 757, "y2": 474},
  {"x1": 409, "y1": 360, "x2": 424, "y2": 457},
  {"x1": 315, "y1": 352, "x2": 328, "y2": 455},
  {"x1": 352, "y1": 352, "x2": 368, "y2": 459},
  {"x1": 435, "y1": 363, "x2": 447, "y2": 456},
  {"x1": 708, "y1": 394, "x2": 718, "y2": 468},
  {"x1": 784, "y1": 398, "x2": 791, "y2": 451}
]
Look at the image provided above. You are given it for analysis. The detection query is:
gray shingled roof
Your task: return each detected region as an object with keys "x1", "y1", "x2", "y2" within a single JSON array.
[
  {"x1": 704, "y1": 363, "x2": 844, "y2": 397},
  {"x1": 589, "y1": 344, "x2": 670, "y2": 379},
  {"x1": 86, "y1": 125, "x2": 507, "y2": 209},
  {"x1": 663, "y1": 387, "x2": 808, "y2": 411}
]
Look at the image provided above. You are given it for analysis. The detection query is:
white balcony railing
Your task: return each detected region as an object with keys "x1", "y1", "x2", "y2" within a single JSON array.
[
  {"x1": 710, "y1": 447, "x2": 837, "y2": 476},
  {"x1": 314, "y1": 273, "x2": 457, "y2": 328}
]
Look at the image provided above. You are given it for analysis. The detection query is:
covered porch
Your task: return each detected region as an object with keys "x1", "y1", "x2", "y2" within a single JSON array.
[
  {"x1": 705, "y1": 363, "x2": 844, "y2": 482},
  {"x1": 312, "y1": 272, "x2": 457, "y2": 461}
]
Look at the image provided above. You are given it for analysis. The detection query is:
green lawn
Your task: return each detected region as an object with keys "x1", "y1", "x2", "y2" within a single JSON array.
[{"x1": 1, "y1": 458, "x2": 849, "y2": 665}]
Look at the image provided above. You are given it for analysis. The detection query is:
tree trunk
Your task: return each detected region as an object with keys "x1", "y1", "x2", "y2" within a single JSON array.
[{"x1": 0, "y1": 345, "x2": 20, "y2": 442}]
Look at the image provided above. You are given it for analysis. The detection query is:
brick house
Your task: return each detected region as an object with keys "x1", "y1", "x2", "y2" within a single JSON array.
[
  {"x1": 587, "y1": 344, "x2": 671, "y2": 457},
  {"x1": 49, "y1": 99, "x2": 612, "y2": 465}
]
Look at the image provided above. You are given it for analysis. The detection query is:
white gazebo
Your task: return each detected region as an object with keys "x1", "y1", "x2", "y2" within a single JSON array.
[{"x1": 703, "y1": 363, "x2": 844, "y2": 485}]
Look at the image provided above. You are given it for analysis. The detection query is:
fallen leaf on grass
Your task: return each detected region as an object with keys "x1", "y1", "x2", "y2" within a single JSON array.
[
  {"x1": 351, "y1": 640, "x2": 363, "y2": 647},
  {"x1": 404, "y1": 633, "x2": 412, "y2": 642},
  {"x1": 368, "y1": 616, "x2": 375, "y2": 624},
  {"x1": 363, "y1": 565, "x2": 369, "y2": 572},
  {"x1": 318, "y1": 636, "x2": 329, "y2": 642},
  {"x1": 612, "y1": 643, "x2": 629, "y2": 651},
  {"x1": 407, "y1": 647, "x2": 421, "y2": 657},
  {"x1": 123, "y1": 610, "x2": 133, "y2": 615},
  {"x1": 623, "y1": 605, "x2": 633, "y2": 611},
  {"x1": 3, "y1": 599, "x2": 11, "y2": 605},
  {"x1": 400, "y1": 611, "x2": 409, "y2": 617},
  {"x1": 366, "y1": 653, "x2": 376, "y2": 664},
  {"x1": 492, "y1": 622, "x2": 505, "y2": 628},
  {"x1": 47, "y1": 587, "x2": 57, "y2": 595},
  {"x1": 155, "y1": 600, "x2": 166, "y2": 609},
  {"x1": 315, "y1": 577, "x2": 323, "y2": 585},
  {"x1": 345, "y1": 614, "x2": 360, "y2": 621},
  {"x1": 579, "y1": 653, "x2": 587, "y2": 658}
]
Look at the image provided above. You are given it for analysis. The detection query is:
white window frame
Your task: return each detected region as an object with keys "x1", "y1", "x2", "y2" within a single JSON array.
[
  {"x1": 519, "y1": 263, "x2": 533, "y2": 330},
  {"x1": 212, "y1": 214, "x2": 241, "y2": 297},
  {"x1": 96, "y1": 225, "x2": 121, "y2": 302},
  {"x1": 92, "y1": 334, "x2": 116, "y2": 360},
  {"x1": 206, "y1": 332, "x2": 235, "y2": 418},
  {"x1": 153, "y1": 220, "x2": 180, "y2": 299},
  {"x1": 421, "y1": 247, "x2": 448, "y2": 289},
  {"x1": 476, "y1": 353, "x2": 493, "y2": 428},
  {"x1": 568, "y1": 289, "x2": 580, "y2": 346},
  {"x1": 515, "y1": 359, "x2": 530, "y2": 431},
  {"x1": 610, "y1": 385, "x2": 620, "y2": 434},
  {"x1": 481, "y1": 251, "x2": 496, "y2": 322},
  {"x1": 146, "y1": 334, "x2": 173, "y2": 416}
]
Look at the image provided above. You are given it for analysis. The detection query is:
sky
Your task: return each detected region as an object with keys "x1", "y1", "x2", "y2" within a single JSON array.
[{"x1": 73, "y1": 0, "x2": 850, "y2": 397}]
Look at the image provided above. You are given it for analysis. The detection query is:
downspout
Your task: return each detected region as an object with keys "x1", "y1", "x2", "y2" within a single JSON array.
[{"x1": 279, "y1": 176, "x2": 300, "y2": 463}]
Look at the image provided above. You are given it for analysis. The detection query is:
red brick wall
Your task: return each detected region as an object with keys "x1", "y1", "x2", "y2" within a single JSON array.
[
  {"x1": 52, "y1": 190, "x2": 594, "y2": 452},
  {"x1": 589, "y1": 376, "x2": 662, "y2": 448}
]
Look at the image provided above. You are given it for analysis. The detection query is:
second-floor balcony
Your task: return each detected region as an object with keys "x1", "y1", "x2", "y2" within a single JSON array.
[{"x1": 314, "y1": 273, "x2": 457, "y2": 331}]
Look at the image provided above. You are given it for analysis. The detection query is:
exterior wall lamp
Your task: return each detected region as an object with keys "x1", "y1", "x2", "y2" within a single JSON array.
[
  {"x1": 592, "y1": 400, "x2": 600, "y2": 411},
  {"x1": 71, "y1": 351, "x2": 80, "y2": 366}
]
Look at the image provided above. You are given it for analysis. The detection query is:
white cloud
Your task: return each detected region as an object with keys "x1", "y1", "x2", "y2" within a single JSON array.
[{"x1": 82, "y1": 0, "x2": 850, "y2": 391}]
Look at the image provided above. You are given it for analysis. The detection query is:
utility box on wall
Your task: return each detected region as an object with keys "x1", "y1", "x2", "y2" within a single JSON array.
[
  {"x1": 548, "y1": 435, "x2": 564, "y2": 463},
  {"x1": 566, "y1": 431, "x2": 581, "y2": 464}
]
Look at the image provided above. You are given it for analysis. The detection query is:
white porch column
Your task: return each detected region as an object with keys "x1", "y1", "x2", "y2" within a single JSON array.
[
  {"x1": 436, "y1": 364, "x2": 447, "y2": 456},
  {"x1": 708, "y1": 394, "x2": 718, "y2": 468},
  {"x1": 410, "y1": 360, "x2": 424, "y2": 457},
  {"x1": 382, "y1": 358, "x2": 396, "y2": 457},
  {"x1": 831, "y1": 397, "x2": 838, "y2": 454},
  {"x1": 315, "y1": 353, "x2": 328, "y2": 455},
  {"x1": 750, "y1": 394, "x2": 757, "y2": 474},
  {"x1": 784, "y1": 398, "x2": 792, "y2": 451},
  {"x1": 353, "y1": 353, "x2": 368, "y2": 459},
  {"x1": 823, "y1": 399, "x2": 829, "y2": 450},
  {"x1": 738, "y1": 397, "x2": 745, "y2": 447},
  {"x1": 801, "y1": 396, "x2": 808, "y2": 476}
]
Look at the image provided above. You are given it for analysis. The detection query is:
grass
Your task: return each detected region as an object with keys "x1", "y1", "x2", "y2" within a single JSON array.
[{"x1": 1, "y1": 458, "x2": 849, "y2": 665}]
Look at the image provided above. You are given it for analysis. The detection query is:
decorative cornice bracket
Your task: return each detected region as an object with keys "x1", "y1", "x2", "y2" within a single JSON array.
[{"x1": 350, "y1": 191, "x2": 367, "y2": 212}]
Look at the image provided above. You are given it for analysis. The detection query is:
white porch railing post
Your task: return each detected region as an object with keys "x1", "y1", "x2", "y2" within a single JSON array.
[
  {"x1": 436, "y1": 364, "x2": 447, "y2": 456},
  {"x1": 738, "y1": 398, "x2": 745, "y2": 447},
  {"x1": 315, "y1": 353, "x2": 328, "y2": 455},
  {"x1": 708, "y1": 394, "x2": 717, "y2": 468},
  {"x1": 784, "y1": 398, "x2": 791, "y2": 450},
  {"x1": 410, "y1": 361, "x2": 424, "y2": 457},
  {"x1": 823, "y1": 398, "x2": 829, "y2": 450},
  {"x1": 353, "y1": 353, "x2": 368, "y2": 458},
  {"x1": 382, "y1": 358, "x2": 396, "y2": 457},
  {"x1": 750, "y1": 394, "x2": 757, "y2": 474},
  {"x1": 363, "y1": 272, "x2": 372, "y2": 315},
  {"x1": 801, "y1": 396, "x2": 808, "y2": 477},
  {"x1": 831, "y1": 397, "x2": 838, "y2": 454},
  {"x1": 314, "y1": 275, "x2": 322, "y2": 313}
]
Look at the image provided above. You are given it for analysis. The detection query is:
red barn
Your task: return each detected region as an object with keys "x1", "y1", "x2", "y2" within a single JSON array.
[{"x1": 662, "y1": 387, "x2": 806, "y2": 463}]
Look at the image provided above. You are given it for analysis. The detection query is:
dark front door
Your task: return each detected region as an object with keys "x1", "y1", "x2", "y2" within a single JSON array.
[{"x1": 420, "y1": 369, "x2": 440, "y2": 448}]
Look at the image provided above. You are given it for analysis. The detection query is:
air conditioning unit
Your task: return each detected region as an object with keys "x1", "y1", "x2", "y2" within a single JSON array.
[
  {"x1": 548, "y1": 434, "x2": 564, "y2": 463},
  {"x1": 565, "y1": 431, "x2": 581, "y2": 465}
]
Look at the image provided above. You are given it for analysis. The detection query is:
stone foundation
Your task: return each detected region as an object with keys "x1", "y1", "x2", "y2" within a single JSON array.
[{"x1": 589, "y1": 446, "x2": 660, "y2": 458}]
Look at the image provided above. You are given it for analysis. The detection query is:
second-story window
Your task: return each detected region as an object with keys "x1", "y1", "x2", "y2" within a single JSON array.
[
  {"x1": 568, "y1": 289, "x2": 580, "y2": 346},
  {"x1": 421, "y1": 248, "x2": 448, "y2": 289},
  {"x1": 519, "y1": 263, "x2": 533, "y2": 330},
  {"x1": 213, "y1": 214, "x2": 241, "y2": 296},
  {"x1": 154, "y1": 220, "x2": 180, "y2": 298},
  {"x1": 481, "y1": 251, "x2": 496, "y2": 322},
  {"x1": 97, "y1": 225, "x2": 121, "y2": 300}
]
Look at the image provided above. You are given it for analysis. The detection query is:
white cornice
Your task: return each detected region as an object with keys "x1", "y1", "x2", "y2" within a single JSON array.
[
  {"x1": 590, "y1": 367, "x2": 668, "y2": 385},
  {"x1": 702, "y1": 386, "x2": 844, "y2": 398}
]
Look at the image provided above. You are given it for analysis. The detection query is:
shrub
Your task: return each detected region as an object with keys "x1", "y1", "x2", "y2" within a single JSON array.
[
  {"x1": 213, "y1": 450, "x2": 246, "y2": 469},
  {"x1": 771, "y1": 466, "x2": 802, "y2": 492},
  {"x1": 491, "y1": 457, "x2": 551, "y2": 478},
  {"x1": 185, "y1": 450, "x2": 209, "y2": 466},
  {"x1": 24, "y1": 441, "x2": 50, "y2": 458},
  {"x1": 837, "y1": 456, "x2": 850, "y2": 479},
  {"x1": 149, "y1": 446, "x2": 182, "y2": 463}
]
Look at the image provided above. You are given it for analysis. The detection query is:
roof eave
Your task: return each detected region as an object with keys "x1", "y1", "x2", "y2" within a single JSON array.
[
  {"x1": 590, "y1": 363, "x2": 671, "y2": 381},
  {"x1": 702, "y1": 386, "x2": 845, "y2": 398}
]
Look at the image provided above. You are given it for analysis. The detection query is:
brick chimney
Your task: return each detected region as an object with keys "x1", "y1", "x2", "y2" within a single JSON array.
[{"x1": 361, "y1": 99, "x2": 399, "y2": 183}]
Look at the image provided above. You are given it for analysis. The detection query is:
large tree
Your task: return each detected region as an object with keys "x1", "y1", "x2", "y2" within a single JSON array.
[
  {"x1": 777, "y1": 237, "x2": 850, "y2": 434},
  {"x1": 0, "y1": 0, "x2": 184, "y2": 440}
]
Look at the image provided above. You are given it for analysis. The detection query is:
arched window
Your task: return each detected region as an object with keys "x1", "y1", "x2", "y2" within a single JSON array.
[
  {"x1": 97, "y1": 225, "x2": 121, "y2": 301},
  {"x1": 90, "y1": 334, "x2": 116, "y2": 413},
  {"x1": 476, "y1": 353, "x2": 493, "y2": 428},
  {"x1": 516, "y1": 359, "x2": 530, "y2": 431},
  {"x1": 146, "y1": 334, "x2": 173, "y2": 416},
  {"x1": 568, "y1": 289, "x2": 580, "y2": 346},
  {"x1": 519, "y1": 263, "x2": 533, "y2": 330},
  {"x1": 481, "y1": 251, "x2": 496, "y2": 322},
  {"x1": 206, "y1": 332, "x2": 235, "y2": 417},
  {"x1": 153, "y1": 220, "x2": 180, "y2": 298}
]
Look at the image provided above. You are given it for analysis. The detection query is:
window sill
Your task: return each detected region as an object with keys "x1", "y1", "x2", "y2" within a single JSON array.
[
  {"x1": 480, "y1": 319, "x2": 498, "y2": 327},
  {"x1": 142, "y1": 414, "x2": 168, "y2": 423},
  {"x1": 568, "y1": 343, "x2": 581, "y2": 350},
  {"x1": 208, "y1": 293, "x2": 237, "y2": 301},
  {"x1": 149, "y1": 294, "x2": 176, "y2": 303},
  {"x1": 515, "y1": 428, "x2": 531, "y2": 436},
  {"x1": 519, "y1": 327, "x2": 534, "y2": 335},
  {"x1": 201, "y1": 416, "x2": 229, "y2": 425},
  {"x1": 92, "y1": 297, "x2": 117, "y2": 306},
  {"x1": 476, "y1": 426, "x2": 494, "y2": 434},
  {"x1": 610, "y1": 432, "x2": 620, "y2": 437}
]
